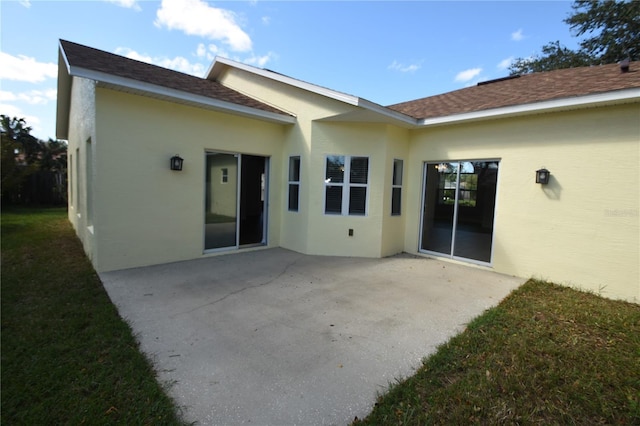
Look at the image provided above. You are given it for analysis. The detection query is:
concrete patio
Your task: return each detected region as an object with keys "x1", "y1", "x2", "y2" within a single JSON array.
[{"x1": 99, "y1": 248, "x2": 525, "y2": 425}]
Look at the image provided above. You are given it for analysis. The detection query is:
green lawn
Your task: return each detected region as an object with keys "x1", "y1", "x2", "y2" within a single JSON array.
[
  {"x1": 354, "y1": 279, "x2": 640, "y2": 425},
  {"x1": 1, "y1": 208, "x2": 186, "y2": 425}
]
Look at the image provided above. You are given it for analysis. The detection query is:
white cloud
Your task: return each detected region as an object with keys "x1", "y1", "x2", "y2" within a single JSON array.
[
  {"x1": 155, "y1": 0, "x2": 252, "y2": 52},
  {"x1": 19, "y1": 0, "x2": 31, "y2": 8},
  {"x1": 511, "y1": 29, "x2": 524, "y2": 41},
  {"x1": 0, "y1": 103, "x2": 27, "y2": 118},
  {"x1": 196, "y1": 43, "x2": 224, "y2": 61},
  {"x1": 454, "y1": 67, "x2": 482, "y2": 82},
  {"x1": 161, "y1": 56, "x2": 206, "y2": 76},
  {"x1": 194, "y1": 42, "x2": 274, "y2": 68},
  {"x1": 0, "y1": 91, "x2": 17, "y2": 102},
  {"x1": 262, "y1": 16, "x2": 271, "y2": 25},
  {"x1": 0, "y1": 103, "x2": 41, "y2": 128},
  {"x1": 115, "y1": 47, "x2": 206, "y2": 77},
  {"x1": 114, "y1": 47, "x2": 153, "y2": 63},
  {"x1": 105, "y1": 0, "x2": 141, "y2": 11},
  {"x1": 497, "y1": 57, "x2": 514, "y2": 70},
  {"x1": 388, "y1": 60, "x2": 421, "y2": 73},
  {"x1": 244, "y1": 52, "x2": 276, "y2": 68},
  {"x1": 0, "y1": 52, "x2": 57, "y2": 83},
  {"x1": 196, "y1": 43, "x2": 207, "y2": 58},
  {"x1": 0, "y1": 89, "x2": 56, "y2": 105}
]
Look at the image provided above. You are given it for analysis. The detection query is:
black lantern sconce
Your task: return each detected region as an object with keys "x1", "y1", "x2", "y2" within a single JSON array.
[
  {"x1": 536, "y1": 168, "x2": 550, "y2": 184},
  {"x1": 170, "y1": 155, "x2": 184, "y2": 171}
]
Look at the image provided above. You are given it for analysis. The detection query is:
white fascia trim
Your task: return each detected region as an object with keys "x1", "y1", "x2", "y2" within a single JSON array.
[
  {"x1": 419, "y1": 88, "x2": 640, "y2": 127},
  {"x1": 56, "y1": 44, "x2": 74, "y2": 140},
  {"x1": 210, "y1": 57, "x2": 361, "y2": 106},
  {"x1": 68, "y1": 66, "x2": 296, "y2": 125},
  {"x1": 357, "y1": 98, "x2": 419, "y2": 126},
  {"x1": 211, "y1": 58, "x2": 419, "y2": 126}
]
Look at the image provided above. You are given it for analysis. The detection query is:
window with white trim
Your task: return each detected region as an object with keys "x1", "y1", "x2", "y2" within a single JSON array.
[
  {"x1": 288, "y1": 156, "x2": 300, "y2": 211},
  {"x1": 221, "y1": 168, "x2": 228, "y2": 183},
  {"x1": 324, "y1": 155, "x2": 369, "y2": 216},
  {"x1": 391, "y1": 159, "x2": 403, "y2": 216}
]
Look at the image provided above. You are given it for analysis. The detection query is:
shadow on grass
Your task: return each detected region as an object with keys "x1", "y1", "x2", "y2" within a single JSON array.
[{"x1": 1, "y1": 208, "x2": 189, "y2": 424}]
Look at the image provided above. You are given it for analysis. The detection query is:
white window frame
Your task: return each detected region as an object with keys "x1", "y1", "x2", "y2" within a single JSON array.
[
  {"x1": 221, "y1": 168, "x2": 228, "y2": 184},
  {"x1": 288, "y1": 155, "x2": 300, "y2": 212},
  {"x1": 391, "y1": 158, "x2": 403, "y2": 216},
  {"x1": 324, "y1": 155, "x2": 369, "y2": 216}
]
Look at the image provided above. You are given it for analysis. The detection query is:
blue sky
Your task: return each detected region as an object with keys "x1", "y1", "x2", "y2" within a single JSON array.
[{"x1": 0, "y1": 0, "x2": 579, "y2": 140}]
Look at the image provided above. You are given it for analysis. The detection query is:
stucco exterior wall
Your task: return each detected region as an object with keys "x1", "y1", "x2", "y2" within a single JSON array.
[
  {"x1": 217, "y1": 68, "x2": 394, "y2": 257},
  {"x1": 380, "y1": 126, "x2": 410, "y2": 257},
  {"x1": 405, "y1": 104, "x2": 640, "y2": 302},
  {"x1": 91, "y1": 88, "x2": 286, "y2": 272},
  {"x1": 66, "y1": 76, "x2": 97, "y2": 261},
  {"x1": 306, "y1": 122, "x2": 387, "y2": 257}
]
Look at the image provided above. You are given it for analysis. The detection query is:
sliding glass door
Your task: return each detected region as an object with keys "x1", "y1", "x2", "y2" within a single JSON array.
[
  {"x1": 420, "y1": 160, "x2": 499, "y2": 264},
  {"x1": 204, "y1": 152, "x2": 267, "y2": 251}
]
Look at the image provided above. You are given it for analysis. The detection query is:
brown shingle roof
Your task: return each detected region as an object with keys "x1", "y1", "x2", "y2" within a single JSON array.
[
  {"x1": 388, "y1": 62, "x2": 640, "y2": 120},
  {"x1": 59, "y1": 40, "x2": 289, "y2": 116}
]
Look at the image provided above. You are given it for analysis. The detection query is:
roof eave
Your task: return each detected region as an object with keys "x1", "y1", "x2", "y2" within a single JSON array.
[
  {"x1": 208, "y1": 56, "x2": 361, "y2": 106},
  {"x1": 56, "y1": 42, "x2": 72, "y2": 140},
  {"x1": 357, "y1": 98, "x2": 420, "y2": 127},
  {"x1": 318, "y1": 102, "x2": 419, "y2": 128},
  {"x1": 67, "y1": 65, "x2": 296, "y2": 125},
  {"x1": 210, "y1": 57, "x2": 419, "y2": 127},
  {"x1": 418, "y1": 89, "x2": 640, "y2": 127}
]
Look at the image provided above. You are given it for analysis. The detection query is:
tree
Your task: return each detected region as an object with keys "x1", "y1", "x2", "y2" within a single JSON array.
[
  {"x1": 1, "y1": 115, "x2": 68, "y2": 205},
  {"x1": 510, "y1": 0, "x2": 640, "y2": 74},
  {"x1": 567, "y1": 0, "x2": 640, "y2": 64},
  {"x1": 1, "y1": 115, "x2": 41, "y2": 164},
  {"x1": 1, "y1": 116, "x2": 39, "y2": 202},
  {"x1": 39, "y1": 138, "x2": 68, "y2": 203},
  {"x1": 509, "y1": 41, "x2": 593, "y2": 74}
]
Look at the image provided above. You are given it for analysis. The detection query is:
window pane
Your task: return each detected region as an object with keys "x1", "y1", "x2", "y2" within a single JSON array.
[
  {"x1": 350, "y1": 157, "x2": 368, "y2": 184},
  {"x1": 393, "y1": 159, "x2": 403, "y2": 185},
  {"x1": 392, "y1": 187, "x2": 401, "y2": 215},
  {"x1": 289, "y1": 156, "x2": 300, "y2": 181},
  {"x1": 325, "y1": 186, "x2": 343, "y2": 214},
  {"x1": 326, "y1": 156, "x2": 344, "y2": 183},
  {"x1": 288, "y1": 184, "x2": 299, "y2": 211},
  {"x1": 349, "y1": 187, "x2": 367, "y2": 215}
]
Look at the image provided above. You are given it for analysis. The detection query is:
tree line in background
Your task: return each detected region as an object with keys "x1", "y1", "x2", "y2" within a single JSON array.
[
  {"x1": 510, "y1": 0, "x2": 639, "y2": 74},
  {"x1": 1, "y1": 115, "x2": 67, "y2": 206}
]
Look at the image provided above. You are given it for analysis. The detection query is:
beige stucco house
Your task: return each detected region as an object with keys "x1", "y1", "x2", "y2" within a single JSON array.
[{"x1": 57, "y1": 40, "x2": 640, "y2": 302}]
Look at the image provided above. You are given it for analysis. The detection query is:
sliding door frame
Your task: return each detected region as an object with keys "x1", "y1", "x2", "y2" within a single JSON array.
[
  {"x1": 418, "y1": 159, "x2": 501, "y2": 266},
  {"x1": 203, "y1": 151, "x2": 269, "y2": 253}
]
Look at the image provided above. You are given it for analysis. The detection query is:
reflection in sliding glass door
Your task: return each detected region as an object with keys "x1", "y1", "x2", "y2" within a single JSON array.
[
  {"x1": 421, "y1": 162, "x2": 457, "y2": 255},
  {"x1": 420, "y1": 160, "x2": 499, "y2": 264},
  {"x1": 205, "y1": 153, "x2": 238, "y2": 250}
]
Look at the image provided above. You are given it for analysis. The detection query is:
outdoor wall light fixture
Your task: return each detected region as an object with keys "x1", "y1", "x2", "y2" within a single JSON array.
[
  {"x1": 536, "y1": 168, "x2": 550, "y2": 184},
  {"x1": 170, "y1": 155, "x2": 184, "y2": 171}
]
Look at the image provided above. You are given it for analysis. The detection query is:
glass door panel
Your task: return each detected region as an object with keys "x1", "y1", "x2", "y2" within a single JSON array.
[
  {"x1": 421, "y1": 162, "x2": 458, "y2": 254},
  {"x1": 239, "y1": 155, "x2": 266, "y2": 246},
  {"x1": 452, "y1": 161, "x2": 498, "y2": 262},
  {"x1": 205, "y1": 153, "x2": 238, "y2": 250}
]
